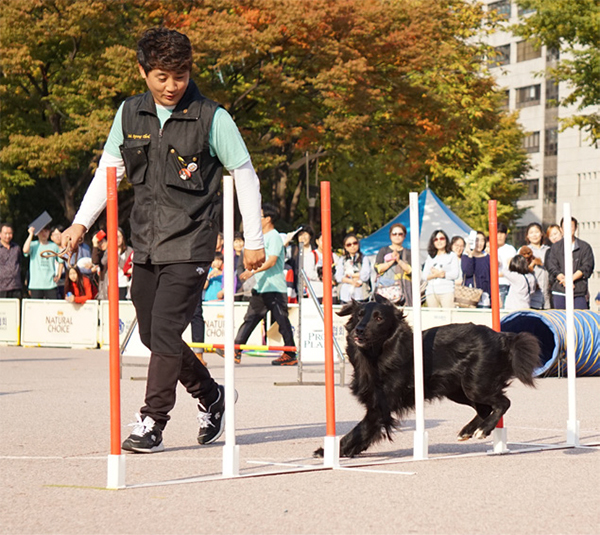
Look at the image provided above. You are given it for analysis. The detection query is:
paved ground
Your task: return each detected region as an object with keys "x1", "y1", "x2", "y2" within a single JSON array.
[{"x1": 1, "y1": 345, "x2": 599, "y2": 534}]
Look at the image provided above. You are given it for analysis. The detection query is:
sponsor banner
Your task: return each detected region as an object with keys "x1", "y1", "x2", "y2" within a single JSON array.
[
  {"x1": 99, "y1": 300, "x2": 137, "y2": 349},
  {"x1": 0, "y1": 299, "x2": 20, "y2": 345},
  {"x1": 21, "y1": 299, "x2": 98, "y2": 348}
]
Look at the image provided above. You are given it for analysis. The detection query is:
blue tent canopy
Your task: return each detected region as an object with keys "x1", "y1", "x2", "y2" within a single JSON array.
[{"x1": 360, "y1": 188, "x2": 473, "y2": 262}]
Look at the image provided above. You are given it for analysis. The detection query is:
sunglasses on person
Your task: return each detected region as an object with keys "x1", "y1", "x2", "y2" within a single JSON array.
[
  {"x1": 391, "y1": 231, "x2": 405, "y2": 236},
  {"x1": 434, "y1": 236, "x2": 446, "y2": 242},
  {"x1": 345, "y1": 241, "x2": 359, "y2": 247}
]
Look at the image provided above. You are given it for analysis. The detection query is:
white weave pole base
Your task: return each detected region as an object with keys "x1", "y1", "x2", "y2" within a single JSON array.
[
  {"x1": 491, "y1": 428, "x2": 509, "y2": 454},
  {"x1": 106, "y1": 454, "x2": 126, "y2": 489},
  {"x1": 323, "y1": 435, "x2": 340, "y2": 468},
  {"x1": 222, "y1": 175, "x2": 239, "y2": 477}
]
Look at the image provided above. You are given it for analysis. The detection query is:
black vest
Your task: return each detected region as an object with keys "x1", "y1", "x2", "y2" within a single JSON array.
[{"x1": 120, "y1": 80, "x2": 222, "y2": 264}]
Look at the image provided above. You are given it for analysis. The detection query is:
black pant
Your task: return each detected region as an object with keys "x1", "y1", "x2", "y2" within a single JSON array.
[
  {"x1": 0, "y1": 289, "x2": 21, "y2": 299},
  {"x1": 130, "y1": 261, "x2": 217, "y2": 428},
  {"x1": 190, "y1": 296, "x2": 205, "y2": 346},
  {"x1": 235, "y1": 291, "x2": 296, "y2": 355}
]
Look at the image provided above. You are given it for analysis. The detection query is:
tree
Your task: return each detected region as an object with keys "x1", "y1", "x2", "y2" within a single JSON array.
[
  {"x1": 1, "y1": 0, "x2": 530, "y2": 243},
  {"x1": 514, "y1": 0, "x2": 600, "y2": 143}
]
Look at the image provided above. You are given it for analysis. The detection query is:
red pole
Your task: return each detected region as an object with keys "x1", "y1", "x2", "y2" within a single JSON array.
[
  {"x1": 320, "y1": 181, "x2": 336, "y2": 437},
  {"x1": 107, "y1": 167, "x2": 121, "y2": 454},
  {"x1": 488, "y1": 200, "x2": 503, "y2": 428}
]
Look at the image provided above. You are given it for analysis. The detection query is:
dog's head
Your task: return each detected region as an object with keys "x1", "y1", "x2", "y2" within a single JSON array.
[{"x1": 337, "y1": 294, "x2": 407, "y2": 351}]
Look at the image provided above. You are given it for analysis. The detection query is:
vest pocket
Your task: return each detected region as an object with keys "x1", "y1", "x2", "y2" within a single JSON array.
[
  {"x1": 120, "y1": 140, "x2": 150, "y2": 185},
  {"x1": 165, "y1": 146, "x2": 205, "y2": 191}
]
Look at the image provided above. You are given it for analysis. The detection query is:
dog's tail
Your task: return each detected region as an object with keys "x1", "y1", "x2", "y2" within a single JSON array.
[{"x1": 507, "y1": 332, "x2": 541, "y2": 387}]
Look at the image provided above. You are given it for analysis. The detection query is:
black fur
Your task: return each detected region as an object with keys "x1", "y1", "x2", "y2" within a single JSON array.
[{"x1": 316, "y1": 295, "x2": 541, "y2": 458}]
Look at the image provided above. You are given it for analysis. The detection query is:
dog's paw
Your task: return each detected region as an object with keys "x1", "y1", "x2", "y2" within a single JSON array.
[
  {"x1": 473, "y1": 429, "x2": 487, "y2": 440},
  {"x1": 313, "y1": 447, "x2": 324, "y2": 458},
  {"x1": 457, "y1": 433, "x2": 472, "y2": 442}
]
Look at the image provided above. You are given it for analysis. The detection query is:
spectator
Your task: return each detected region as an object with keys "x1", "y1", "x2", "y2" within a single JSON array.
[
  {"x1": 545, "y1": 224, "x2": 563, "y2": 245},
  {"x1": 116, "y1": 228, "x2": 133, "y2": 300},
  {"x1": 0, "y1": 223, "x2": 23, "y2": 299},
  {"x1": 306, "y1": 232, "x2": 340, "y2": 304},
  {"x1": 64, "y1": 266, "x2": 93, "y2": 304},
  {"x1": 23, "y1": 225, "x2": 63, "y2": 299},
  {"x1": 504, "y1": 255, "x2": 536, "y2": 310},
  {"x1": 497, "y1": 222, "x2": 516, "y2": 307},
  {"x1": 461, "y1": 231, "x2": 491, "y2": 308},
  {"x1": 50, "y1": 225, "x2": 66, "y2": 298},
  {"x1": 519, "y1": 245, "x2": 549, "y2": 310},
  {"x1": 293, "y1": 225, "x2": 315, "y2": 297},
  {"x1": 546, "y1": 217, "x2": 595, "y2": 310},
  {"x1": 422, "y1": 229, "x2": 460, "y2": 308},
  {"x1": 335, "y1": 233, "x2": 372, "y2": 303},
  {"x1": 374, "y1": 223, "x2": 413, "y2": 306},
  {"x1": 523, "y1": 223, "x2": 551, "y2": 309},
  {"x1": 450, "y1": 235, "x2": 466, "y2": 286},
  {"x1": 203, "y1": 252, "x2": 224, "y2": 301},
  {"x1": 235, "y1": 203, "x2": 297, "y2": 366},
  {"x1": 233, "y1": 231, "x2": 244, "y2": 299},
  {"x1": 91, "y1": 232, "x2": 108, "y2": 299}
]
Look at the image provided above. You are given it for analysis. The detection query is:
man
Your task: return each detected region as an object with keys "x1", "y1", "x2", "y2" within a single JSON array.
[
  {"x1": 0, "y1": 223, "x2": 23, "y2": 298},
  {"x1": 235, "y1": 203, "x2": 297, "y2": 366},
  {"x1": 23, "y1": 225, "x2": 63, "y2": 299},
  {"x1": 496, "y1": 222, "x2": 516, "y2": 308},
  {"x1": 61, "y1": 28, "x2": 265, "y2": 453},
  {"x1": 546, "y1": 217, "x2": 594, "y2": 309}
]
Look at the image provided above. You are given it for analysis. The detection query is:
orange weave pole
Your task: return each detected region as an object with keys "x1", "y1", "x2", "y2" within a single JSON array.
[
  {"x1": 320, "y1": 181, "x2": 336, "y2": 437},
  {"x1": 107, "y1": 167, "x2": 121, "y2": 455},
  {"x1": 488, "y1": 200, "x2": 503, "y2": 428}
]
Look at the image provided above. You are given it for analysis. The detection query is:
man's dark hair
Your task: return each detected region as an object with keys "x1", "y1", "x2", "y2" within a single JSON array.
[
  {"x1": 0, "y1": 222, "x2": 13, "y2": 231},
  {"x1": 497, "y1": 222, "x2": 508, "y2": 234},
  {"x1": 559, "y1": 216, "x2": 578, "y2": 229},
  {"x1": 262, "y1": 203, "x2": 280, "y2": 224},
  {"x1": 137, "y1": 27, "x2": 193, "y2": 74}
]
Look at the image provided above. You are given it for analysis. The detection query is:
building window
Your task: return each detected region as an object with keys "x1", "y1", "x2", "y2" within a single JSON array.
[
  {"x1": 492, "y1": 44, "x2": 511, "y2": 66},
  {"x1": 516, "y1": 40, "x2": 542, "y2": 62},
  {"x1": 499, "y1": 89, "x2": 510, "y2": 110},
  {"x1": 546, "y1": 47, "x2": 560, "y2": 62},
  {"x1": 518, "y1": 5, "x2": 536, "y2": 16},
  {"x1": 520, "y1": 179, "x2": 539, "y2": 201},
  {"x1": 523, "y1": 131, "x2": 540, "y2": 153},
  {"x1": 489, "y1": 0, "x2": 511, "y2": 20},
  {"x1": 545, "y1": 127, "x2": 558, "y2": 156},
  {"x1": 546, "y1": 79, "x2": 559, "y2": 108},
  {"x1": 544, "y1": 175, "x2": 557, "y2": 204},
  {"x1": 516, "y1": 84, "x2": 541, "y2": 108}
]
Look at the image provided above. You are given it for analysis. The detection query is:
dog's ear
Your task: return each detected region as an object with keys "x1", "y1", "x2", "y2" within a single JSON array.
[
  {"x1": 374, "y1": 293, "x2": 392, "y2": 306},
  {"x1": 337, "y1": 299, "x2": 359, "y2": 317}
]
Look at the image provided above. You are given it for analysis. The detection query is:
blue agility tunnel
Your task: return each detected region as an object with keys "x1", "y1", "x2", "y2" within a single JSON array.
[{"x1": 501, "y1": 310, "x2": 600, "y2": 377}]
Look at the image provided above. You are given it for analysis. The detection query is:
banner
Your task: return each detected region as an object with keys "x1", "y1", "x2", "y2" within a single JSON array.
[
  {"x1": 0, "y1": 299, "x2": 20, "y2": 345},
  {"x1": 21, "y1": 299, "x2": 98, "y2": 348}
]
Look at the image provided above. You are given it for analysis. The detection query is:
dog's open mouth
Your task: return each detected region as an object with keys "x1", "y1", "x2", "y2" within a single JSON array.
[{"x1": 352, "y1": 334, "x2": 366, "y2": 346}]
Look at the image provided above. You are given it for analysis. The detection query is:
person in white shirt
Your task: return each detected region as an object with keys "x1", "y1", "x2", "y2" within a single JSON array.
[
  {"x1": 504, "y1": 254, "x2": 536, "y2": 310},
  {"x1": 497, "y1": 222, "x2": 516, "y2": 308},
  {"x1": 422, "y1": 229, "x2": 460, "y2": 308}
]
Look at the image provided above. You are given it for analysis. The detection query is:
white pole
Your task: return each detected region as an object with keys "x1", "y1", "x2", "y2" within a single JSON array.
[
  {"x1": 563, "y1": 204, "x2": 579, "y2": 446},
  {"x1": 410, "y1": 192, "x2": 428, "y2": 459},
  {"x1": 222, "y1": 175, "x2": 240, "y2": 476}
]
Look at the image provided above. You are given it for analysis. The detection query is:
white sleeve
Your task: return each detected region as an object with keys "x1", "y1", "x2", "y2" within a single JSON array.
[
  {"x1": 72, "y1": 151, "x2": 126, "y2": 230},
  {"x1": 230, "y1": 160, "x2": 264, "y2": 250}
]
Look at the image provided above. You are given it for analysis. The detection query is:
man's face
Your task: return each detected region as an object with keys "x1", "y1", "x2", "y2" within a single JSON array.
[
  {"x1": 139, "y1": 66, "x2": 190, "y2": 107},
  {"x1": 1, "y1": 226, "x2": 13, "y2": 245},
  {"x1": 497, "y1": 232, "x2": 507, "y2": 246}
]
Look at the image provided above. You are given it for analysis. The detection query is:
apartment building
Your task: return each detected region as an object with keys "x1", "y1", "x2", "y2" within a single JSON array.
[{"x1": 483, "y1": 0, "x2": 600, "y2": 301}]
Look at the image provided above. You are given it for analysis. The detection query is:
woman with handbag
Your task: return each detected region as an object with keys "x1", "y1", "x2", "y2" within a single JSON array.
[
  {"x1": 421, "y1": 229, "x2": 460, "y2": 308},
  {"x1": 335, "y1": 233, "x2": 372, "y2": 303},
  {"x1": 374, "y1": 223, "x2": 413, "y2": 305},
  {"x1": 460, "y1": 231, "x2": 491, "y2": 308}
]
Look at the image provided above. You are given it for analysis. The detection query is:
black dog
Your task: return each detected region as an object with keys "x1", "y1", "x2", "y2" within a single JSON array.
[{"x1": 316, "y1": 295, "x2": 540, "y2": 458}]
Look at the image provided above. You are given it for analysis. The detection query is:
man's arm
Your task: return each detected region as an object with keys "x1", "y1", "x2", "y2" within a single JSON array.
[
  {"x1": 239, "y1": 255, "x2": 277, "y2": 281},
  {"x1": 22, "y1": 227, "x2": 35, "y2": 254}
]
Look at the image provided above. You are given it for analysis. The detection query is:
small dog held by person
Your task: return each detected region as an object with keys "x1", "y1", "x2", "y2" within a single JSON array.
[{"x1": 315, "y1": 295, "x2": 541, "y2": 458}]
